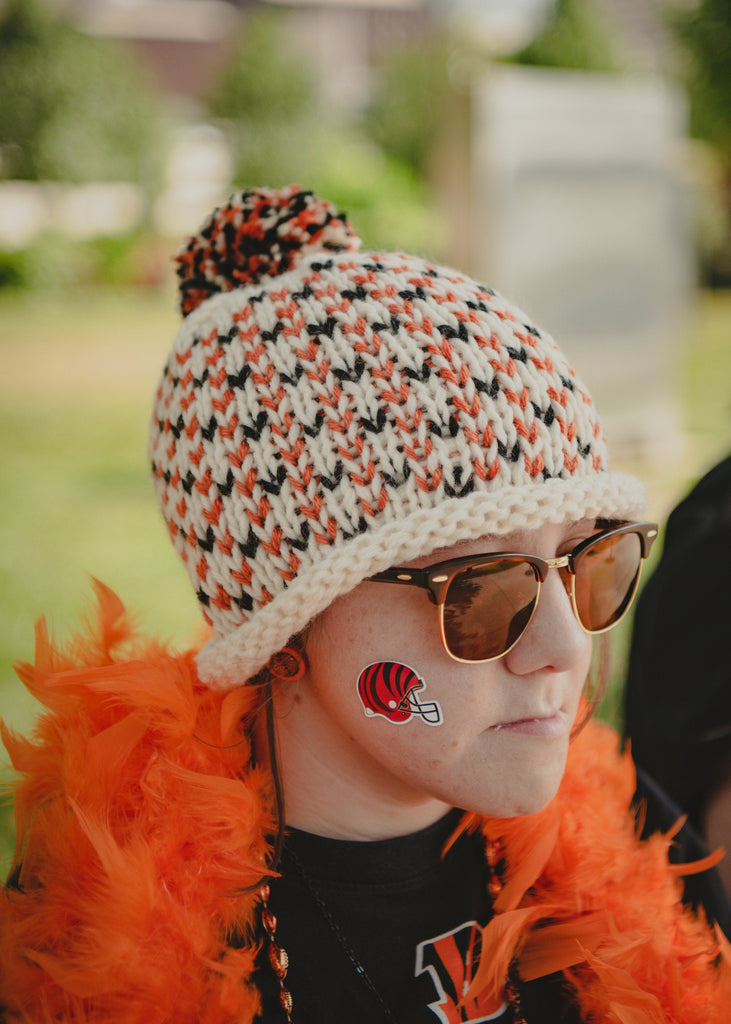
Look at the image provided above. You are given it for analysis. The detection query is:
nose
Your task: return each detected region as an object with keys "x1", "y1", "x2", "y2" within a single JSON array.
[{"x1": 502, "y1": 567, "x2": 591, "y2": 677}]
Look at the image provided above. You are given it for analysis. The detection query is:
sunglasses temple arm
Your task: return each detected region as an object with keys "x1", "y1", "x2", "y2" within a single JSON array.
[
  {"x1": 367, "y1": 567, "x2": 429, "y2": 586},
  {"x1": 366, "y1": 567, "x2": 440, "y2": 602}
]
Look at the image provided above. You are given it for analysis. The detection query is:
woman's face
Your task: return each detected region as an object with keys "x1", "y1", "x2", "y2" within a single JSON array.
[{"x1": 274, "y1": 521, "x2": 595, "y2": 839}]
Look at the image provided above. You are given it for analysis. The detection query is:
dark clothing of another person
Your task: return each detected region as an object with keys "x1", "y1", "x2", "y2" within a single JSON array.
[{"x1": 625, "y1": 455, "x2": 731, "y2": 837}]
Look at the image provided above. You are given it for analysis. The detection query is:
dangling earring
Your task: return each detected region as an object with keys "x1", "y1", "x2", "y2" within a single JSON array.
[{"x1": 268, "y1": 646, "x2": 306, "y2": 682}]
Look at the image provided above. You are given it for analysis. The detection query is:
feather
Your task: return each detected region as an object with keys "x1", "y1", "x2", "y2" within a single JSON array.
[
  {"x1": 464, "y1": 906, "x2": 542, "y2": 1002},
  {"x1": 518, "y1": 911, "x2": 610, "y2": 979},
  {"x1": 1, "y1": 587, "x2": 270, "y2": 1022}
]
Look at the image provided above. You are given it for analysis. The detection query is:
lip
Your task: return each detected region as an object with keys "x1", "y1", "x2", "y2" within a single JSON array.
[{"x1": 489, "y1": 711, "x2": 567, "y2": 738}]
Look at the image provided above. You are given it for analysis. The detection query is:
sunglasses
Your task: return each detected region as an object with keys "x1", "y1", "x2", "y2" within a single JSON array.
[{"x1": 368, "y1": 521, "x2": 658, "y2": 663}]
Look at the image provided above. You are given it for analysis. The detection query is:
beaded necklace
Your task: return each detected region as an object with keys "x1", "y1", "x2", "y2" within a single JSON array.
[{"x1": 258, "y1": 838, "x2": 527, "y2": 1023}]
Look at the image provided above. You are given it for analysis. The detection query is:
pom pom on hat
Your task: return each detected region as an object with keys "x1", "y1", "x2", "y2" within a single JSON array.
[{"x1": 176, "y1": 184, "x2": 361, "y2": 316}]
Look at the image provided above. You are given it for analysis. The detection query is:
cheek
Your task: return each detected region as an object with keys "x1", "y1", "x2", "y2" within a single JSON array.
[{"x1": 306, "y1": 594, "x2": 450, "y2": 740}]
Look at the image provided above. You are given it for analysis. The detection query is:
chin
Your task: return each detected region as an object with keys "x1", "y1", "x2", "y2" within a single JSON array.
[
  {"x1": 508, "y1": 789, "x2": 560, "y2": 818},
  {"x1": 471, "y1": 769, "x2": 565, "y2": 820}
]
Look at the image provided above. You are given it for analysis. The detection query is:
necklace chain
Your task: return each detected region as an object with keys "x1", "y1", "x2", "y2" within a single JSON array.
[
  {"x1": 262, "y1": 835, "x2": 526, "y2": 1024},
  {"x1": 284, "y1": 846, "x2": 401, "y2": 1024}
]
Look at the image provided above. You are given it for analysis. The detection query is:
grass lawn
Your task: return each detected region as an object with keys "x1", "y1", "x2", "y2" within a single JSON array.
[
  {"x1": 0, "y1": 288, "x2": 203, "y2": 730},
  {"x1": 1, "y1": 284, "x2": 730, "y2": 872}
]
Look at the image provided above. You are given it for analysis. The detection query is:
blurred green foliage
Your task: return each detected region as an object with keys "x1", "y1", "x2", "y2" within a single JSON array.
[
  {"x1": 307, "y1": 136, "x2": 447, "y2": 258},
  {"x1": 364, "y1": 37, "x2": 453, "y2": 180},
  {"x1": 208, "y1": 9, "x2": 318, "y2": 187},
  {"x1": 513, "y1": 0, "x2": 617, "y2": 71},
  {"x1": 672, "y1": 0, "x2": 731, "y2": 157},
  {"x1": 0, "y1": 231, "x2": 165, "y2": 291},
  {"x1": 209, "y1": 8, "x2": 313, "y2": 123},
  {"x1": 0, "y1": 0, "x2": 160, "y2": 185},
  {"x1": 363, "y1": 0, "x2": 617, "y2": 192},
  {"x1": 670, "y1": 0, "x2": 731, "y2": 286},
  {"x1": 206, "y1": 8, "x2": 446, "y2": 258}
]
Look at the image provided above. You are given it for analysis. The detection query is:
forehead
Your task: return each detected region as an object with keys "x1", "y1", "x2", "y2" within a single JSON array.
[{"x1": 404, "y1": 518, "x2": 600, "y2": 569}]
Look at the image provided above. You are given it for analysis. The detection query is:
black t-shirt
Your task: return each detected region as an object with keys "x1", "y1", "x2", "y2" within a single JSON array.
[{"x1": 254, "y1": 809, "x2": 577, "y2": 1023}]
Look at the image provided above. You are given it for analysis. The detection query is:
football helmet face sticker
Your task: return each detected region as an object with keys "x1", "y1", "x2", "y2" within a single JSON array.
[{"x1": 356, "y1": 662, "x2": 443, "y2": 726}]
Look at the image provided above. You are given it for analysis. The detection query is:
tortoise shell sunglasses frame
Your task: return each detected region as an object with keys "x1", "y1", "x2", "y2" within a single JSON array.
[{"x1": 367, "y1": 521, "x2": 659, "y2": 664}]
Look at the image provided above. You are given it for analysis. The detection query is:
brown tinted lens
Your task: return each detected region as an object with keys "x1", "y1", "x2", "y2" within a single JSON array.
[
  {"x1": 443, "y1": 559, "x2": 540, "y2": 661},
  {"x1": 573, "y1": 530, "x2": 642, "y2": 632}
]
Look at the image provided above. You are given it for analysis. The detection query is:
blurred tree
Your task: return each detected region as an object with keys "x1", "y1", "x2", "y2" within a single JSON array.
[
  {"x1": 672, "y1": 0, "x2": 731, "y2": 284},
  {"x1": 0, "y1": 0, "x2": 160, "y2": 184},
  {"x1": 364, "y1": 37, "x2": 453, "y2": 180},
  {"x1": 207, "y1": 9, "x2": 318, "y2": 187},
  {"x1": 513, "y1": 0, "x2": 617, "y2": 71},
  {"x1": 308, "y1": 134, "x2": 447, "y2": 257},
  {"x1": 207, "y1": 8, "x2": 443, "y2": 256},
  {"x1": 673, "y1": 0, "x2": 731, "y2": 154}
]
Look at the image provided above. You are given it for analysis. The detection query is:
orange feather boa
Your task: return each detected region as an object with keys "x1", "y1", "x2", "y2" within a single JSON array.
[{"x1": 2, "y1": 582, "x2": 731, "y2": 1022}]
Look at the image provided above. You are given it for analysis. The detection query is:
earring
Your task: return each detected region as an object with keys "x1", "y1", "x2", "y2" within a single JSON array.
[{"x1": 268, "y1": 646, "x2": 306, "y2": 683}]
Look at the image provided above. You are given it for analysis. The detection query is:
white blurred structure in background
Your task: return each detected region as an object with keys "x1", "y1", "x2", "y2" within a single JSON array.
[
  {"x1": 0, "y1": 0, "x2": 696, "y2": 456},
  {"x1": 470, "y1": 66, "x2": 691, "y2": 457}
]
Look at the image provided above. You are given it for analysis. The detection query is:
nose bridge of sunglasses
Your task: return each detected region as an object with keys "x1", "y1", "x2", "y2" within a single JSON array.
[
  {"x1": 542, "y1": 554, "x2": 575, "y2": 599},
  {"x1": 545, "y1": 555, "x2": 571, "y2": 570}
]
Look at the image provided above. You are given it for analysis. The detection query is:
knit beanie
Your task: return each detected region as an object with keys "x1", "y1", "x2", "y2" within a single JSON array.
[{"x1": 150, "y1": 185, "x2": 645, "y2": 688}]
